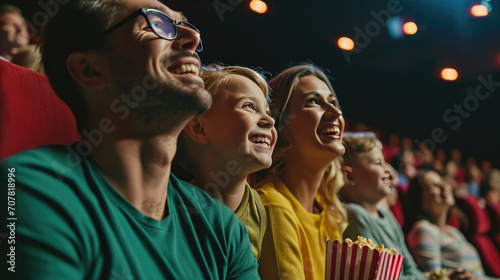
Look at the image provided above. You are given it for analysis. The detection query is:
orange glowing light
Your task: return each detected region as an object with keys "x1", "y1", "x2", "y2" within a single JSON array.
[
  {"x1": 337, "y1": 37, "x2": 355, "y2": 51},
  {"x1": 403, "y1": 22, "x2": 418, "y2": 35},
  {"x1": 441, "y1": 68, "x2": 458, "y2": 81},
  {"x1": 250, "y1": 0, "x2": 267, "y2": 14},
  {"x1": 471, "y1": 5, "x2": 488, "y2": 17}
]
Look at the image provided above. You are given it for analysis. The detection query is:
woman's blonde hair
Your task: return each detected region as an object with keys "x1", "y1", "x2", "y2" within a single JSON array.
[{"x1": 259, "y1": 63, "x2": 347, "y2": 236}]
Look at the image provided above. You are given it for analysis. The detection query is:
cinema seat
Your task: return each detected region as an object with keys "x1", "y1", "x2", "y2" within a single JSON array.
[
  {"x1": 455, "y1": 196, "x2": 500, "y2": 277},
  {"x1": 486, "y1": 202, "x2": 500, "y2": 252},
  {"x1": 0, "y1": 60, "x2": 79, "y2": 161}
]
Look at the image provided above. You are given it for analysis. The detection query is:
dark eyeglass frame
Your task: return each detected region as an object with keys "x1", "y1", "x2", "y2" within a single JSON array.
[{"x1": 99, "y1": 8, "x2": 203, "y2": 52}]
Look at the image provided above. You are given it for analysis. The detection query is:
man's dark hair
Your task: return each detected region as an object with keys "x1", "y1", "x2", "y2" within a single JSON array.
[
  {"x1": 0, "y1": 4, "x2": 23, "y2": 16},
  {"x1": 39, "y1": 0, "x2": 124, "y2": 131}
]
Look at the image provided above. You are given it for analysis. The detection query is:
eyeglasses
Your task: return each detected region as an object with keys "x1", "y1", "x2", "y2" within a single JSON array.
[{"x1": 100, "y1": 8, "x2": 203, "y2": 52}]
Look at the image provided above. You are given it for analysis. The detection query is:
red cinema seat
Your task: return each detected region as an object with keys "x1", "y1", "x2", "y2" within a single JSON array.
[
  {"x1": 389, "y1": 186, "x2": 405, "y2": 227},
  {"x1": 455, "y1": 196, "x2": 500, "y2": 277},
  {"x1": 0, "y1": 60, "x2": 80, "y2": 161},
  {"x1": 486, "y1": 203, "x2": 500, "y2": 252}
]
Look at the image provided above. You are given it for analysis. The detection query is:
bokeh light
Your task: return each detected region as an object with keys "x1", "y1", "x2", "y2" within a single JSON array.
[
  {"x1": 471, "y1": 4, "x2": 488, "y2": 17},
  {"x1": 403, "y1": 22, "x2": 418, "y2": 35},
  {"x1": 337, "y1": 37, "x2": 355, "y2": 51},
  {"x1": 441, "y1": 68, "x2": 458, "y2": 81},
  {"x1": 250, "y1": 0, "x2": 267, "y2": 14}
]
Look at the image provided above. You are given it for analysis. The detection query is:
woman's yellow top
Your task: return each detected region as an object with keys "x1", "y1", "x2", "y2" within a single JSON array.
[{"x1": 256, "y1": 176, "x2": 342, "y2": 280}]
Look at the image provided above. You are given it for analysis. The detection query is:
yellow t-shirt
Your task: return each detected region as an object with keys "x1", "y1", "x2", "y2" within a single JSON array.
[
  {"x1": 235, "y1": 183, "x2": 267, "y2": 259},
  {"x1": 256, "y1": 176, "x2": 341, "y2": 280}
]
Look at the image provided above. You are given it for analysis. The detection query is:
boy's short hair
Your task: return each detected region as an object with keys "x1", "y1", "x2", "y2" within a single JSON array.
[
  {"x1": 0, "y1": 4, "x2": 23, "y2": 16},
  {"x1": 200, "y1": 64, "x2": 269, "y2": 99},
  {"x1": 342, "y1": 136, "x2": 382, "y2": 166}
]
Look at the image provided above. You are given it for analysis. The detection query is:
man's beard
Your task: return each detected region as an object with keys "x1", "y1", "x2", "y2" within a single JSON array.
[
  {"x1": 129, "y1": 77, "x2": 210, "y2": 125},
  {"x1": 112, "y1": 59, "x2": 212, "y2": 127}
]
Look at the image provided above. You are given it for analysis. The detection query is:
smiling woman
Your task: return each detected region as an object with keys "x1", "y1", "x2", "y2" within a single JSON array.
[
  {"x1": 406, "y1": 170, "x2": 487, "y2": 279},
  {"x1": 253, "y1": 63, "x2": 347, "y2": 280}
]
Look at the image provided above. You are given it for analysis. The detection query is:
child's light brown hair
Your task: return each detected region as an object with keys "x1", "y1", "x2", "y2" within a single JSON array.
[
  {"x1": 342, "y1": 136, "x2": 383, "y2": 167},
  {"x1": 200, "y1": 64, "x2": 269, "y2": 99}
]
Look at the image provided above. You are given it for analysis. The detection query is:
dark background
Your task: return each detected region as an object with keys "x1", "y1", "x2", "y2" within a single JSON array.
[{"x1": 11, "y1": 0, "x2": 500, "y2": 167}]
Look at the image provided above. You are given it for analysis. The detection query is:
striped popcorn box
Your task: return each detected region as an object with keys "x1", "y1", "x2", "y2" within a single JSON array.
[{"x1": 325, "y1": 239, "x2": 404, "y2": 280}]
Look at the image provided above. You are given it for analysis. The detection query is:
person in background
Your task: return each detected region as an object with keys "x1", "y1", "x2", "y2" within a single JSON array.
[
  {"x1": 11, "y1": 44, "x2": 44, "y2": 74},
  {"x1": 255, "y1": 64, "x2": 347, "y2": 280},
  {"x1": 382, "y1": 133, "x2": 400, "y2": 164},
  {"x1": 481, "y1": 169, "x2": 500, "y2": 205},
  {"x1": 464, "y1": 163, "x2": 483, "y2": 197},
  {"x1": 0, "y1": 4, "x2": 29, "y2": 61},
  {"x1": 177, "y1": 64, "x2": 276, "y2": 259},
  {"x1": 392, "y1": 148, "x2": 418, "y2": 190},
  {"x1": 406, "y1": 170, "x2": 486, "y2": 279},
  {"x1": 377, "y1": 163, "x2": 405, "y2": 226}
]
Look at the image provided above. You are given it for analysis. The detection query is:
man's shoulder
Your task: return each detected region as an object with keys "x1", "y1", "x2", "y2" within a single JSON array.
[
  {"x1": 1, "y1": 145, "x2": 99, "y2": 215},
  {"x1": 2, "y1": 145, "x2": 84, "y2": 180},
  {"x1": 3, "y1": 145, "x2": 73, "y2": 163},
  {"x1": 169, "y1": 174, "x2": 238, "y2": 224}
]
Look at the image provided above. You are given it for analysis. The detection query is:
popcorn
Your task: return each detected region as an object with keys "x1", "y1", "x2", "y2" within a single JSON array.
[
  {"x1": 424, "y1": 268, "x2": 450, "y2": 280},
  {"x1": 346, "y1": 236, "x2": 399, "y2": 255},
  {"x1": 325, "y1": 237, "x2": 404, "y2": 280}
]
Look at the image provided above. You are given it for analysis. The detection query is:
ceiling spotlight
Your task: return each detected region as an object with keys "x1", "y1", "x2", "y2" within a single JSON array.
[
  {"x1": 250, "y1": 0, "x2": 267, "y2": 14},
  {"x1": 403, "y1": 22, "x2": 418, "y2": 35},
  {"x1": 471, "y1": 4, "x2": 488, "y2": 17},
  {"x1": 337, "y1": 37, "x2": 355, "y2": 51},
  {"x1": 441, "y1": 68, "x2": 458, "y2": 81}
]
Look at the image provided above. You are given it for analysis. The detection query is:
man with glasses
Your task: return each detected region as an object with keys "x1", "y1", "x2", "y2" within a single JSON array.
[{"x1": 0, "y1": 0, "x2": 259, "y2": 279}]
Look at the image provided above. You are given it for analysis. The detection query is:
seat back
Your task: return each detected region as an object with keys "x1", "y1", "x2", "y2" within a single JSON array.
[
  {"x1": 455, "y1": 196, "x2": 500, "y2": 277},
  {"x1": 389, "y1": 187, "x2": 405, "y2": 227},
  {"x1": 0, "y1": 60, "x2": 79, "y2": 161},
  {"x1": 486, "y1": 203, "x2": 500, "y2": 252}
]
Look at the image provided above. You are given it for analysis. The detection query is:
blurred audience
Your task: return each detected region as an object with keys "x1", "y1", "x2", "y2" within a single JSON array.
[
  {"x1": 450, "y1": 148, "x2": 466, "y2": 183},
  {"x1": 406, "y1": 170, "x2": 486, "y2": 279},
  {"x1": 392, "y1": 148, "x2": 418, "y2": 190},
  {"x1": 464, "y1": 164, "x2": 482, "y2": 197},
  {"x1": 11, "y1": 44, "x2": 44, "y2": 74},
  {"x1": 481, "y1": 169, "x2": 500, "y2": 205},
  {"x1": 0, "y1": 4, "x2": 29, "y2": 62},
  {"x1": 382, "y1": 133, "x2": 401, "y2": 164},
  {"x1": 378, "y1": 163, "x2": 405, "y2": 226}
]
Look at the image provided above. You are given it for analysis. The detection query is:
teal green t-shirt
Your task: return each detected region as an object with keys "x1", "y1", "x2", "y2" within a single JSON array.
[{"x1": 0, "y1": 145, "x2": 258, "y2": 279}]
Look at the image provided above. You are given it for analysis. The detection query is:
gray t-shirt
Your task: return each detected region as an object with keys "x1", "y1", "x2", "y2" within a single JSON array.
[{"x1": 343, "y1": 203, "x2": 424, "y2": 280}]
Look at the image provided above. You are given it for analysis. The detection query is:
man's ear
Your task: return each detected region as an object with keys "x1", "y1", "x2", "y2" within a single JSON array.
[
  {"x1": 183, "y1": 117, "x2": 209, "y2": 145},
  {"x1": 67, "y1": 52, "x2": 108, "y2": 89},
  {"x1": 342, "y1": 166, "x2": 355, "y2": 186}
]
